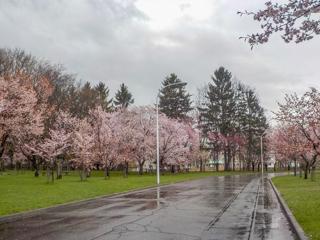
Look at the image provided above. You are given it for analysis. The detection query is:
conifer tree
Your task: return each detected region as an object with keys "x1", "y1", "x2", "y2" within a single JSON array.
[
  {"x1": 159, "y1": 73, "x2": 192, "y2": 119},
  {"x1": 114, "y1": 83, "x2": 134, "y2": 109},
  {"x1": 94, "y1": 82, "x2": 113, "y2": 112},
  {"x1": 199, "y1": 67, "x2": 236, "y2": 170},
  {"x1": 234, "y1": 83, "x2": 268, "y2": 170}
]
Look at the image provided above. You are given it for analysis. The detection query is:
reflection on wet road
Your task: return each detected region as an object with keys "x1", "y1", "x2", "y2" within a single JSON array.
[{"x1": 0, "y1": 175, "x2": 297, "y2": 240}]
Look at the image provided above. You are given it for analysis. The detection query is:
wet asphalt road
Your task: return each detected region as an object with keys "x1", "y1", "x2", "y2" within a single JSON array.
[{"x1": 0, "y1": 174, "x2": 297, "y2": 240}]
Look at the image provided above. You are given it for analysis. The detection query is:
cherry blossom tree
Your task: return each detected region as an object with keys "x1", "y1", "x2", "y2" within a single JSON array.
[
  {"x1": 239, "y1": 0, "x2": 320, "y2": 48},
  {"x1": 32, "y1": 111, "x2": 75, "y2": 182},
  {"x1": 89, "y1": 107, "x2": 113, "y2": 178},
  {"x1": 0, "y1": 75, "x2": 48, "y2": 170},
  {"x1": 269, "y1": 126, "x2": 298, "y2": 174},
  {"x1": 181, "y1": 123, "x2": 201, "y2": 171},
  {"x1": 102, "y1": 110, "x2": 130, "y2": 178},
  {"x1": 128, "y1": 107, "x2": 156, "y2": 175},
  {"x1": 71, "y1": 118, "x2": 94, "y2": 181},
  {"x1": 18, "y1": 139, "x2": 42, "y2": 176},
  {"x1": 275, "y1": 88, "x2": 320, "y2": 179},
  {"x1": 158, "y1": 114, "x2": 196, "y2": 173},
  {"x1": 89, "y1": 108, "x2": 131, "y2": 179}
]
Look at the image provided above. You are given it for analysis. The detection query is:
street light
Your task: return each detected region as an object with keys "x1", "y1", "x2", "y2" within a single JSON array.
[
  {"x1": 260, "y1": 132, "x2": 266, "y2": 178},
  {"x1": 156, "y1": 81, "x2": 187, "y2": 185},
  {"x1": 261, "y1": 135, "x2": 263, "y2": 177}
]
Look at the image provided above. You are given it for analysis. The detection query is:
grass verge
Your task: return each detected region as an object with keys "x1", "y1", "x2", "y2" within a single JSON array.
[
  {"x1": 0, "y1": 170, "x2": 250, "y2": 216},
  {"x1": 273, "y1": 175, "x2": 320, "y2": 240}
]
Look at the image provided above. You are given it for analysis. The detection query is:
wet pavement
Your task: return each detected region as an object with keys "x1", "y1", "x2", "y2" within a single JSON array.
[{"x1": 0, "y1": 174, "x2": 297, "y2": 240}]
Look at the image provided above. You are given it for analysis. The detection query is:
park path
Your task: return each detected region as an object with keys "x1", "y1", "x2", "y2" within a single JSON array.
[{"x1": 0, "y1": 174, "x2": 297, "y2": 240}]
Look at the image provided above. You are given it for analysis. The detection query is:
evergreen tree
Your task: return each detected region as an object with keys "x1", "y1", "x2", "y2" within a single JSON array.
[
  {"x1": 94, "y1": 82, "x2": 113, "y2": 112},
  {"x1": 234, "y1": 82, "x2": 268, "y2": 170},
  {"x1": 199, "y1": 67, "x2": 236, "y2": 134},
  {"x1": 114, "y1": 83, "x2": 134, "y2": 109},
  {"x1": 159, "y1": 73, "x2": 192, "y2": 119},
  {"x1": 242, "y1": 88, "x2": 268, "y2": 170},
  {"x1": 199, "y1": 67, "x2": 236, "y2": 170}
]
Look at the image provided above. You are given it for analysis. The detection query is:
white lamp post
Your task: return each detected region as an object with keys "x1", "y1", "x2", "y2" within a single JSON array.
[
  {"x1": 261, "y1": 135, "x2": 263, "y2": 177},
  {"x1": 156, "y1": 81, "x2": 187, "y2": 185},
  {"x1": 260, "y1": 132, "x2": 266, "y2": 178}
]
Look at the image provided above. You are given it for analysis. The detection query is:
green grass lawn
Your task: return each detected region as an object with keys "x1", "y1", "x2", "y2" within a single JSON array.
[
  {"x1": 0, "y1": 170, "x2": 250, "y2": 217},
  {"x1": 273, "y1": 174, "x2": 320, "y2": 240}
]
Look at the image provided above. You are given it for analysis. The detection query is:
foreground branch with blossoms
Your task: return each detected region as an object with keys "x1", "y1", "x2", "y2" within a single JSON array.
[{"x1": 239, "y1": 0, "x2": 320, "y2": 48}]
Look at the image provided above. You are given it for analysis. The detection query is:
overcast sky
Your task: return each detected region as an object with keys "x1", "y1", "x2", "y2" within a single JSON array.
[{"x1": 0, "y1": 0, "x2": 319, "y2": 120}]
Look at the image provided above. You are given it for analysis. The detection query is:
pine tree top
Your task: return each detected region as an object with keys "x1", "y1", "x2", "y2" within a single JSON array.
[
  {"x1": 159, "y1": 73, "x2": 192, "y2": 120},
  {"x1": 114, "y1": 83, "x2": 134, "y2": 109}
]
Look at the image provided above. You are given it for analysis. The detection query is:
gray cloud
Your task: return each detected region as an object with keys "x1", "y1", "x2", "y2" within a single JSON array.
[{"x1": 0, "y1": 0, "x2": 319, "y2": 121}]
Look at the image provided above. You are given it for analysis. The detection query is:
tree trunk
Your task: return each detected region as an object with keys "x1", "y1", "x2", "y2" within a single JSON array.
[
  {"x1": 232, "y1": 153, "x2": 235, "y2": 171},
  {"x1": 51, "y1": 167, "x2": 54, "y2": 183},
  {"x1": 227, "y1": 147, "x2": 231, "y2": 171},
  {"x1": 46, "y1": 164, "x2": 54, "y2": 183},
  {"x1": 311, "y1": 166, "x2": 316, "y2": 181},
  {"x1": 304, "y1": 162, "x2": 309, "y2": 179},
  {"x1": 80, "y1": 169, "x2": 86, "y2": 181},
  {"x1": 126, "y1": 162, "x2": 129, "y2": 176},
  {"x1": 294, "y1": 159, "x2": 297, "y2": 176},
  {"x1": 65, "y1": 161, "x2": 70, "y2": 175},
  {"x1": 0, "y1": 133, "x2": 9, "y2": 162},
  {"x1": 239, "y1": 152, "x2": 242, "y2": 171},
  {"x1": 34, "y1": 168, "x2": 39, "y2": 177},
  {"x1": 224, "y1": 150, "x2": 228, "y2": 171},
  {"x1": 0, "y1": 134, "x2": 9, "y2": 171},
  {"x1": 160, "y1": 159, "x2": 165, "y2": 175},
  {"x1": 104, "y1": 166, "x2": 110, "y2": 179},
  {"x1": 252, "y1": 162, "x2": 255, "y2": 172},
  {"x1": 31, "y1": 156, "x2": 39, "y2": 177},
  {"x1": 46, "y1": 166, "x2": 50, "y2": 183},
  {"x1": 80, "y1": 170, "x2": 83, "y2": 181},
  {"x1": 138, "y1": 162, "x2": 144, "y2": 175},
  {"x1": 9, "y1": 155, "x2": 14, "y2": 170},
  {"x1": 56, "y1": 161, "x2": 62, "y2": 179},
  {"x1": 123, "y1": 161, "x2": 128, "y2": 178},
  {"x1": 0, "y1": 158, "x2": 4, "y2": 172}
]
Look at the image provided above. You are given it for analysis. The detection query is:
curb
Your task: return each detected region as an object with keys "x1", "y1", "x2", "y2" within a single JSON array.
[{"x1": 268, "y1": 178, "x2": 308, "y2": 240}]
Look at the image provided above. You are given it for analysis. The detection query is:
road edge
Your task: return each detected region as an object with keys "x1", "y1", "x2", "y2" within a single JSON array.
[{"x1": 268, "y1": 178, "x2": 308, "y2": 240}]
